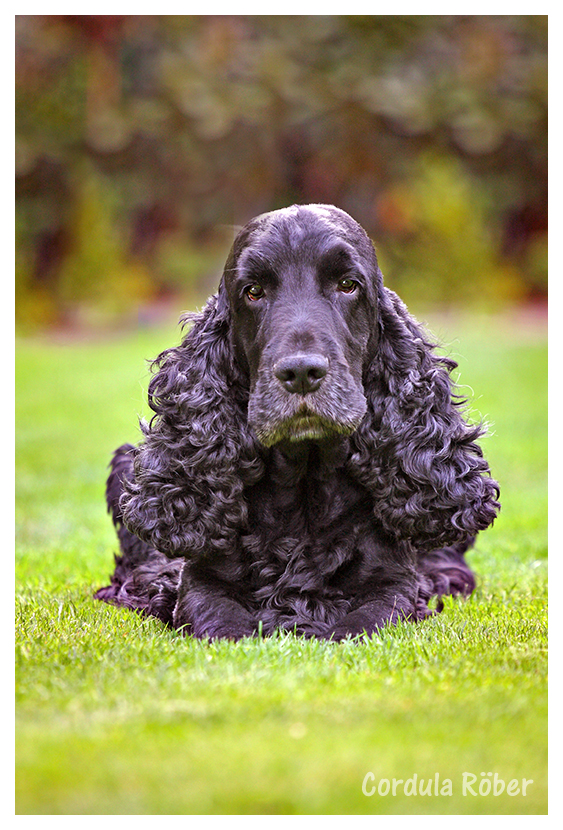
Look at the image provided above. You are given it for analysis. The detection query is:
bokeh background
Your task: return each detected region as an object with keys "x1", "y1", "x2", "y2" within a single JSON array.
[{"x1": 15, "y1": 14, "x2": 547, "y2": 330}]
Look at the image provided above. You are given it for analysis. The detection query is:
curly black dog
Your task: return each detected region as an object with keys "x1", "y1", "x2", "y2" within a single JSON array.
[{"x1": 96, "y1": 204, "x2": 499, "y2": 640}]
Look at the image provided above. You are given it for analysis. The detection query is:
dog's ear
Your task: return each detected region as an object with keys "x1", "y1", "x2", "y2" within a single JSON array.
[
  {"x1": 120, "y1": 283, "x2": 263, "y2": 559},
  {"x1": 351, "y1": 286, "x2": 500, "y2": 550}
]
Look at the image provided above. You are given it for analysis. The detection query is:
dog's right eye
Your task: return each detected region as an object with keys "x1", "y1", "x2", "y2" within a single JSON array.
[{"x1": 245, "y1": 283, "x2": 265, "y2": 301}]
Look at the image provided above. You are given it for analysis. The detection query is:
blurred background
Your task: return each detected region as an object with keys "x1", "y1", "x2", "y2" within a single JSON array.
[{"x1": 15, "y1": 14, "x2": 548, "y2": 330}]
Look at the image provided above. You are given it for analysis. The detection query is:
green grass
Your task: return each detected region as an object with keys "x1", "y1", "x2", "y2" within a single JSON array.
[{"x1": 15, "y1": 311, "x2": 547, "y2": 815}]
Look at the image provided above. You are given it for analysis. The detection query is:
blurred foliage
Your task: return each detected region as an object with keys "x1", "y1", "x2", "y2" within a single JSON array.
[
  {"x1": 15, "y1": 15, "x2": 547, "y2": 327},
  {"x1": 377, "y1": 154, "x2": 525, "y2": 306}
]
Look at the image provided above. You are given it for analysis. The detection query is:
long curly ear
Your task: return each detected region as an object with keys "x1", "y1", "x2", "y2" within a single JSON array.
[
  {"x1": 120, "y1": 285, "x2": 264, "y2": 559},
  {"x1": 350, "y1": 287, "x2": 500, "y2": 550}
]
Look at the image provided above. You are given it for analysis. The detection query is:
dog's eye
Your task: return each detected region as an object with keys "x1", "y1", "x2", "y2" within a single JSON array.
[
  {"x1": 337, "y1": 278, "x2": 358, "y2": 294},
  {"x1": 245, "y1": 283, "x2": 265, "y2": 301}
]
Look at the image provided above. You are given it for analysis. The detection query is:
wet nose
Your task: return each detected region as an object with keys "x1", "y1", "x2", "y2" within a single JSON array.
[{"x1": 273, "y1": 353, "x2": 329, "y2": 394}]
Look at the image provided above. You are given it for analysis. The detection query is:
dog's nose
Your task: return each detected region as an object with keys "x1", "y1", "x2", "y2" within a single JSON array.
[{"x1": 274, "y1": 354, "x2": 329, "y2": 394}]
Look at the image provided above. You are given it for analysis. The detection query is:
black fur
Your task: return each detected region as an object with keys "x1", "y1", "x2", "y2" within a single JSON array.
[{"x1": 96, "y1": 204, "x2": 499, "y2": 640}]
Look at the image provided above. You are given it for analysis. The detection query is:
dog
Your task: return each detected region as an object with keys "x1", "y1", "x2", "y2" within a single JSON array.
[{"x1": 96, "y1": 204, "x2": 499, "y2": 640}]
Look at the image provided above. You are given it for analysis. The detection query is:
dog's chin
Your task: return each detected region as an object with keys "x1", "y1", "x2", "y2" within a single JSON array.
[
  {"x1": 284, "y1": 415, "x2": 336, "y2": 443},
  {"x1": 254, "y1": 413, "x2": 360, "y2": 448}
]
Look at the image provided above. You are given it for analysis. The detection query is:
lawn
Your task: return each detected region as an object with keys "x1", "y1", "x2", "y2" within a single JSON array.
[{"x1": 15, "y1": 308, "x2": 547, "y2": 815}]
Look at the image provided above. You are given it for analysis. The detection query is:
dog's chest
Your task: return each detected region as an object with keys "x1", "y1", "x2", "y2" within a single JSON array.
[{"x1": 243, "y1": 467, "x2": 373, "y2": 589}]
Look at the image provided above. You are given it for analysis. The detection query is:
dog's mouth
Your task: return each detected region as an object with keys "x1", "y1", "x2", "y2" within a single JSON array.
[
  {"x1": 255, "y1": 404, "x2": 362, "y2": 447},
  {"x1": 284, "y1": 413, "x2": 333, "y2": 442}
]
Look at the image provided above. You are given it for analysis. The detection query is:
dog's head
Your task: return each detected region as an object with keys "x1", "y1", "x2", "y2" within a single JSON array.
[{"x1": 221, "y1": 204, "x2": 382, "y2": 447}]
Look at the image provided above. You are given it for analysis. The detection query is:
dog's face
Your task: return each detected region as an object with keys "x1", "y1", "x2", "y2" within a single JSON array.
[{"x1": 222, "y1": 204, "x2": 381, "y2": 447}]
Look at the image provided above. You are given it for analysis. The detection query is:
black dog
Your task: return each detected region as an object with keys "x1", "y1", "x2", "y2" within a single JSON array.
[{"x1": 96, "y1": 204, "x2": 499, "y2": 640}]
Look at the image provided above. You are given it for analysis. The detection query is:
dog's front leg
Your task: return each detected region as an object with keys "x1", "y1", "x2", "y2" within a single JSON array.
[
  {"x1": 173, "y1": 563, "x2": 257, "y2": 640},
  {"x1": 324, "y1": 592, "x2": 415, "y2": 641}
]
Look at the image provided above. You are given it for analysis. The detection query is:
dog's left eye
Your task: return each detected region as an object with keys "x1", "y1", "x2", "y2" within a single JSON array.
[{"x1": 337, "y1": 278, "x2": 358, "y2": 294}]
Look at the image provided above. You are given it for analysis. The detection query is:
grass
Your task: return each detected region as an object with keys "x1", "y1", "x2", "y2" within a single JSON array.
[{"x1": 15, "y1": 309, "x2": 547, "y2": 815}]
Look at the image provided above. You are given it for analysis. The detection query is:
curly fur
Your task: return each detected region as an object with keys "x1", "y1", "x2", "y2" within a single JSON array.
[{"x1": 96, "y1": 204, "x2": 499, "y2": 640}]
